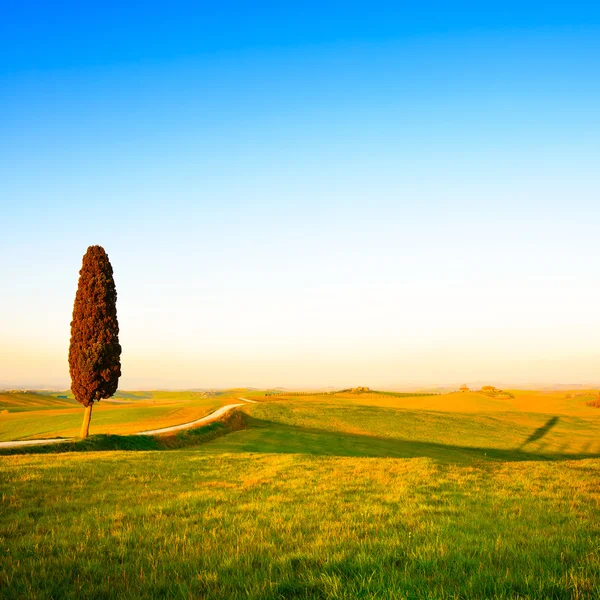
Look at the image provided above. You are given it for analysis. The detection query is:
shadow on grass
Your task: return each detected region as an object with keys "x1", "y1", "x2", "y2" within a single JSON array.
[
  {"x1": 517, "y1": 416, "x2": 559, "y2": 450},
  {"x1": 2, "y1": 412, "x2": 598, "y2": 463},
  {"x1": 0, "y1": 411, "x2": 246, "y2": 456},
  {"x1": 207, "y1": 415, "x2": 600, "y2": 463}
]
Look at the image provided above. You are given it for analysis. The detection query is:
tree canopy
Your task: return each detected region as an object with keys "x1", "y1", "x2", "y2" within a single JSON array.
[{"x1": 69, "y1": 245, "x2": 121, "y2": 409}]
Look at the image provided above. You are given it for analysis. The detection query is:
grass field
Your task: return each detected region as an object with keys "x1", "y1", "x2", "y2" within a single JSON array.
[
  {"x1": 0, "y1": 390, "x2": 242, "y2": 441},
  {"x1": 1, "y1": 388, "x2": 599, "y2": 598}
]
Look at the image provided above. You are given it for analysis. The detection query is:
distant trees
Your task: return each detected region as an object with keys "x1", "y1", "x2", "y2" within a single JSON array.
[
  {"x1": 479, "y1": 386, "x2": 514, "y2": 399},
  {"x1": 69, "y1": 246, "x2": 121, "y2": 438},
  {"x1": 586, "y1": 393, "x2": 600, "y2": 408}
]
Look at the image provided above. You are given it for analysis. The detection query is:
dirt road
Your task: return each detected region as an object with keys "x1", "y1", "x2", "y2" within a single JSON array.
[{"x1": 0, "y1": 398, "x2": 256, "y2": 448}]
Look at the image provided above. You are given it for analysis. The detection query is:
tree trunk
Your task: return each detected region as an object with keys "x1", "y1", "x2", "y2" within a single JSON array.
[{"x1": 80, "y1": 403, "x2": 93, "y2": 438}]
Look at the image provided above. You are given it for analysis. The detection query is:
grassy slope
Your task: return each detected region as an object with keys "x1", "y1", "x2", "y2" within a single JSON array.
[
  {"x1": 1, "y1": 389, "x2": 600, "y2": 599},
  {"x1": 207, "y1": 395, "x2": 600, "y2": 461},
  {"x1": 0, "y1": 391, "x2": 240, "y2": 441},
  {"x1": 0, "y1": 392, "x2": 80, "y2": 411},
  {"x1": 2, "y1": 452, "x2": 598, "y2": 599}
]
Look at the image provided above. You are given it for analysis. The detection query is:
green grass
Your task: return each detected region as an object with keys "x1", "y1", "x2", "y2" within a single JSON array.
[
  {"x1": 2, "y1": 451, "x2": 599, "y2": 599},
  {"x1": 0, "y1": 410, "x2": 247, "y2": 456},
  {"x1": 0, "y1": 391, "x2": 239, "y2": 441},
  {"x1": 1, "y1": 389, "x2": 600, "y2": 599},
  {"x1": 210, "y1": 401, "x2": 600, "y2": 461},
  {"x1": 0, "y1": 392, "x2": 80, "y2": 412}
]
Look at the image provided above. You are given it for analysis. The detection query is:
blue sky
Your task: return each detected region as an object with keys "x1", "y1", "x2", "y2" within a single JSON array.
[{"x1": 1, "y1": 2, "x2": 600, "y2": 388}]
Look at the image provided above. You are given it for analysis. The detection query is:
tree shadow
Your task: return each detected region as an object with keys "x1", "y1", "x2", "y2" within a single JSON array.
[
  {"x1": 209, "y1": 415, "x2": 599, "y2": 463},
  {"x1": 2, "y1": 412, "x2": 597, "y2": 463},
  {"x1": 517, "y1": 416, "x2": 560, "y2": 450}
]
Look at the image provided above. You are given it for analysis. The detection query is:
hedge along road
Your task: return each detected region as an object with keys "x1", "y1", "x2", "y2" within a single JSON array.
[{"x1": 0, "y1": 398, "x2": 257, "y2": 448}]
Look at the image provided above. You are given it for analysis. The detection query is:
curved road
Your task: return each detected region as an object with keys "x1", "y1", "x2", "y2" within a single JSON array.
[
  {"x1": 0, "y1": 398, "x2": 256, "y2": 449},
  {"x1": 136, "y1": 402, "x2": 244, "y2": 435}
]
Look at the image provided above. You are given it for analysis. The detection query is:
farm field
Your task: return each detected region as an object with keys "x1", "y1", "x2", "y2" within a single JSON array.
[
  {"x1": 0, "y1": 390, "x2": 243, "y2": 441},
  {"x1": 1, "y1": 389, "x2": 600, "y2": 599}
]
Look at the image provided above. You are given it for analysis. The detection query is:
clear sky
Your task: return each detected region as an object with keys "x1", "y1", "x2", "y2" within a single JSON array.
[{"x1": 1, "y1": 2, "x2": 599, "y2": 389}]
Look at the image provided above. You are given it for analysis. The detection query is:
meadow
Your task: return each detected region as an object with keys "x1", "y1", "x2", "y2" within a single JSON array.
[
  {"x1": 1, "y1": 388, "x2": 599, "y2": 599},
  {"x1": 0, "y1": 390, "x2": 239, "y2": 441}
]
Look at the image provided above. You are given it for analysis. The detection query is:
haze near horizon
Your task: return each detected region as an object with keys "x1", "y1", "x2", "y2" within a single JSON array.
[{"x1": 1, "y1": 2, "x2": 599, "y2": 389}]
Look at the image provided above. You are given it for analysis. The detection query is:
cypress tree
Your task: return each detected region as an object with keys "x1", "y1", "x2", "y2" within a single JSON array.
[{"x1": 69, "y1": 246, "x2": 121, "y2": 437}]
